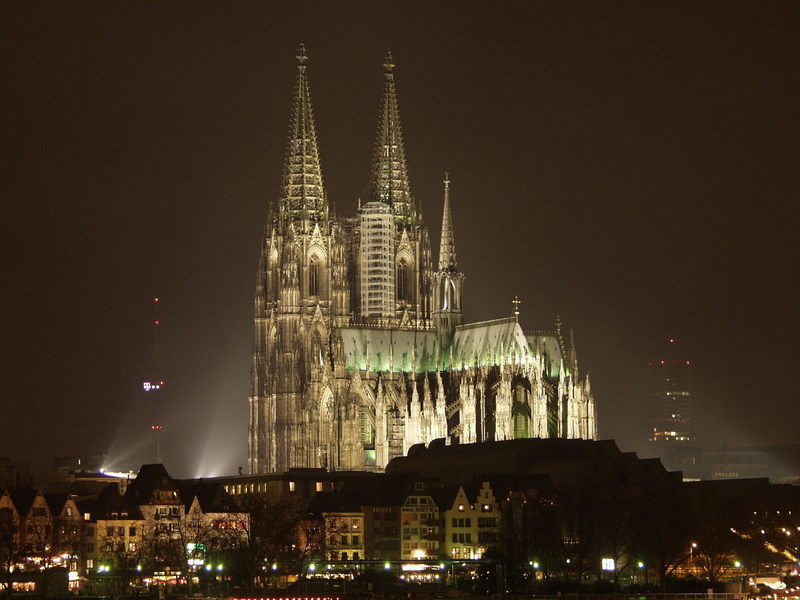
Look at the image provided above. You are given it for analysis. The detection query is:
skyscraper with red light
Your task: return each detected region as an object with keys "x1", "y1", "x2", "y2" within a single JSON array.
[{"x1": 649, "y1": 338, "x2": 693, "y2": 445}]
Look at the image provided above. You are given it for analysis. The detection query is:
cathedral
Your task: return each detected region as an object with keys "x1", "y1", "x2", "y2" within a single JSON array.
[{"x1": 248, "y1": 46, "x2": 597, "y2": 474}]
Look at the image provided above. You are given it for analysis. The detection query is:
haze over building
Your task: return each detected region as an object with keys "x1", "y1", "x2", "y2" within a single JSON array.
[{"x1": 248, "y1": 47, "x2": 597, "y2": 474}]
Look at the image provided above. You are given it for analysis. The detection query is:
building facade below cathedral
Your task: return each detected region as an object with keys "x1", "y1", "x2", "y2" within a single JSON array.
[{"x1": 248, "y1": 46, "x2": 597, "y2": 474}]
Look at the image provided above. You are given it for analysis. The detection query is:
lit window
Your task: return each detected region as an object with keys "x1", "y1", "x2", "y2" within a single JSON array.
[
  {"x1": 289, "y1": 481, "x2": 296, "y2": 492},
  {"x1": 316, "y1": 481, "x2": 323, "y2": 492},
  {"x1": 84, "y1": 513, "x2": 91, "y2": 521}
]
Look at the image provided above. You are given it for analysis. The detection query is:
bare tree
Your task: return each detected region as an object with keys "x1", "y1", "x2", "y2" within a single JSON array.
[
  {"x1": 98, "y1": 520, "x2": 155, "y2": 600},
  {"x1": 0, "y1": 508, "x2": 19, "y2": 599},
  {"x1": 634, "y1": 485, "x2": 693, "y2": 591},
  {"x1": 229, "y1": 494, "x2": 314, "y2": 592}
]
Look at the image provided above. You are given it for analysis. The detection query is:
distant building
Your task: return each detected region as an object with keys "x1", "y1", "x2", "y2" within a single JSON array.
[
  {"x1": 0, "y1": 457, "x2": 29, "y2": 490},
  {"x1": 675, "y1": 444, "x2": 800, "y2": 482},
  {"x1": 649, "y1": 338, "x2": 693, "y2": 445}
]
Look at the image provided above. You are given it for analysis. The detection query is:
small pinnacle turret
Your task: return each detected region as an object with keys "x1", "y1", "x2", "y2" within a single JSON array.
[
  {"x1": 371, "y1": 50, "x2": 414, "y2": 224},
  {"x1": 438, "y1": 172, "x2": 457, "y2": 271},
  {"x1": 281, "y1": 42, "x2": 326, "y2": 221}
]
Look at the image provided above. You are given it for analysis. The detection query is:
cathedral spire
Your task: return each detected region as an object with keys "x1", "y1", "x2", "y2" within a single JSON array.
[
  {"x1": 281, "y1": 42, "x2": 326, "y2": 221},
  {"x1": 438, "y1": 172, "x2": 457, "y2": 270},
  {"x1": 371, "y1": 49, "x2": 414, "y2": 224}
]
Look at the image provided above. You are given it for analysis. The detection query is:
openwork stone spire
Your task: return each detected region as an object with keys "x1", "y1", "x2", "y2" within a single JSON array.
[
  {"x1": 371, "y1": 50, "x2": 414, "y2": 224},
  {"x1": 438, "y1": 172, "x2": 457, "y2": 270},
  {"x1": 281, "y1": 43, "x2": 326, "y2": 220}
]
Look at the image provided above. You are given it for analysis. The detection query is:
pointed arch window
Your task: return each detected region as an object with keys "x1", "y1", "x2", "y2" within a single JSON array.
[
  {"x1": 268, "y1": 249, "x2": 279, "y2": 302},
  {"x1": 397, "y1": 261, "x2": 409, "y2": 301},
  {"x1": 309, "y1": 257, "x2": 320, "y2": 297},
  {"x1": 512, "y1": 384, "x2": 530, "y2": 439},
  {"x1": 442, "y1": 278, "x2": 456, "y2": 311}
]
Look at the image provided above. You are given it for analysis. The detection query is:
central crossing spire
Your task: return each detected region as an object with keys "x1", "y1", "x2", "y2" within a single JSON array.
[{"x1": 438, "y1": 172, "x2": 458, "y2": 271}]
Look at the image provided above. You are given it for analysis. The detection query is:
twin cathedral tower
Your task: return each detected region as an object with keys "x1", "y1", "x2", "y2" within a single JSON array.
[{"x1": 248, "y1": 46, "x2": 597, "y2": 474}]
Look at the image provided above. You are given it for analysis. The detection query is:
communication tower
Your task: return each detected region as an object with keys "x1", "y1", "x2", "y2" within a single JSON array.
[{"x1": 140, "y1": 297, "x2": 170, "y2": 463}]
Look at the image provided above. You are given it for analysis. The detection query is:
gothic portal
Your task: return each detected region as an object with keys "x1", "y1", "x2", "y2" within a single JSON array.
[{"x1": 247, "y1": 46, "x2": 597, "y2": 474}]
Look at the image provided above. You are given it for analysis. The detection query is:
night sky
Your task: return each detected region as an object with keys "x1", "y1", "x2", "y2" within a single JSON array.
[{"x1": 3, "y1": 2, "x2": 798, "y2": 477}]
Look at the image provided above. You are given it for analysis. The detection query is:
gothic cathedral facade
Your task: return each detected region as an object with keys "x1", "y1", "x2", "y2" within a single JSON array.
[{"x1": 248, "y1": 47, "x2": 597, "y2": 474}]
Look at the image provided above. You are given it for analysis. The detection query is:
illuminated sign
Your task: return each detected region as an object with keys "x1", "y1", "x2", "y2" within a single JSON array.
[{"x1": 142, "y1": 380, "x2": 166, "y2": 392}]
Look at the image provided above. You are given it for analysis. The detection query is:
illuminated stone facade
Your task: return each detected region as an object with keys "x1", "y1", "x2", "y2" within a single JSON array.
[{"x1": 247, "y1": 46, "x2": 596, "y2": 474}]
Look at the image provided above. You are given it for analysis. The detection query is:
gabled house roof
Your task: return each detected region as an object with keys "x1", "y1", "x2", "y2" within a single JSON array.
[
  {"x1": 10, "y1": 489, "x2": 38, "y2": 516},
  {"x1": 44, "y1": 493, "x2": 68, "y2": 516},
  {"x1": 124, "y1": 464, "x2": 181, "y2": 506},
  {"x1": 93, "y1": 483, "x2": 143, "y2": 520}
]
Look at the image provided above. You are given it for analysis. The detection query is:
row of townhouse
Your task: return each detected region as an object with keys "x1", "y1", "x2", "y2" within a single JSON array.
[
  {"x1": 308, "y1": 477, "x2": 507, "y2": 562},
  {"x1": 2, "y1": 464, "x2": 248, "y2": 592},
  {"x1": 83, "y1": 465, "x2": 249, "y2": 576},
  {"x1": 0, "y1": 488, "x2": 83, "y2": 576}
]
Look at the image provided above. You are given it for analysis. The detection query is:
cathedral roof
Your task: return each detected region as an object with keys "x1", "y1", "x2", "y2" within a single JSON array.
[
  {"x1": 340, "y1": 327, "x2": 438, "y2": 373},
  {"x1": 452, "y1": 317, "x2": 533, "y2": 368},
  {"x1": 340, "y1": 319, "x2": 566, "y2": 373}
]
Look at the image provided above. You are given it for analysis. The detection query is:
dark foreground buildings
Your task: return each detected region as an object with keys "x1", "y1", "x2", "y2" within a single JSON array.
[{"x1": 3, "y1": 438, "x2": 800, "y2": 595}]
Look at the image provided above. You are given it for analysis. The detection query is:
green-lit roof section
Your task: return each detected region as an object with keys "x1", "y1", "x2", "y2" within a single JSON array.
[
  {"x1": 526, "y1": 334, "x2": 562, "y2": 377},
  {"x1": 339, "y1": 327, "x2": 439, "y2": 373},
  {"x1": 339, "y1": 319, "x2": 565, "y2": 374},
  {"x1": 452, "y1": 317, "x2": 533, "y2": 368}
]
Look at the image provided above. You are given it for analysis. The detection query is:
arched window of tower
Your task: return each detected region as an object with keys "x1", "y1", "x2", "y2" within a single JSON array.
[
  {"x1": 397, "y1": 260, "x2": 408, "y2": 301},
  {"x1": 442, "y1": 279, "x2": 456, "y2": 311},
  {"x1": 309, "y1": 256, "x2": 320, "y2": 297}
]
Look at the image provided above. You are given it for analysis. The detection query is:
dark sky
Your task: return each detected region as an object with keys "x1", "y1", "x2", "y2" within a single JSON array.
[{"x1": 3, "y1": 1, "x2": 798, "y2": 477}]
